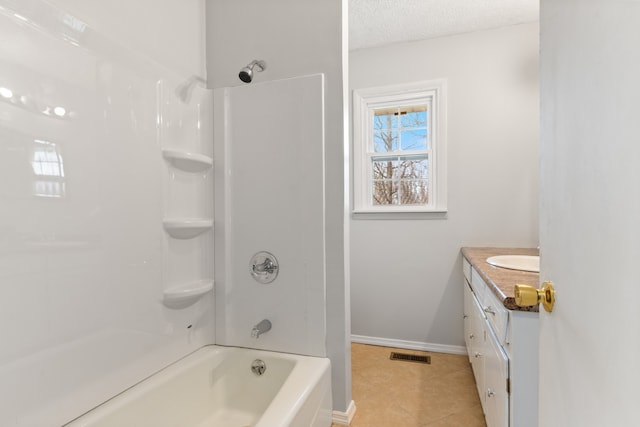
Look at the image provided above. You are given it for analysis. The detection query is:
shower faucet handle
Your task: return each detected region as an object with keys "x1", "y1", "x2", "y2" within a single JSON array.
[
  {"x1": 253, "y1": 258, "x2": 277, "y2": 274},
  {"x1": 249, "y1": 251, "x2": 279, "y2": 284}
]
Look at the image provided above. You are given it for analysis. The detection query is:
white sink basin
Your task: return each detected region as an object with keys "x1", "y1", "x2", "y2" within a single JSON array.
[{"x1": 486, "y1": 255, "x2": 539, "y2": 273}]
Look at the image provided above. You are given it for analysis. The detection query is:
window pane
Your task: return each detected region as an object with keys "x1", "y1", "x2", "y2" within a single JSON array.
[
  {"x1": 400, "y1": 129, "x2": 427, "y2": 151},
  {"x1": 400, "y1": 107, "x2": 427, "y2": 128},
  {"x1": 397, "y1": 155, "x2": 428, "y2": 179},
  {"x1": 374, "y1": 108, "x2": 398, "y2": 129},
  {"x1": 372, "y1": 180, "x2": 397, "y2": 205},
  {"x1": 373, "y1": 130, "x2": 398, "y2": 152},
  {"x1": 372, "y1": 158, "x2": 396, "y2": 180},
  {"x1": 399, "y1": 180, "x2": 429, "y2": 205},
  {"x1": 371, "y1": 155, "x2": 429, "y2": 206}
]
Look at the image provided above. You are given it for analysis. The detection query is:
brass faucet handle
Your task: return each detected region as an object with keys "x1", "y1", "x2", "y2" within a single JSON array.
[{"x1": 514, "y1": 281, "x2": 555, "y2": 312}]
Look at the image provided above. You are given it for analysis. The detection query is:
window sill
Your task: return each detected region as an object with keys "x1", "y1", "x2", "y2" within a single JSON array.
[{"x1": 351, "y1": 209, "x2": 448, "y2": 220}]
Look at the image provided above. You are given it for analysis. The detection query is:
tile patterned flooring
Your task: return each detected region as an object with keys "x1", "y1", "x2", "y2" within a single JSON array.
[{"x1": 332, "y1": 343, "x2": 486, "y2": 427}]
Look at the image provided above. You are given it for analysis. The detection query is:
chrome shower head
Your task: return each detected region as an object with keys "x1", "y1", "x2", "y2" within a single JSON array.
[{"x1": 238, "y1": 60, "x2": 267, "y2": 83}]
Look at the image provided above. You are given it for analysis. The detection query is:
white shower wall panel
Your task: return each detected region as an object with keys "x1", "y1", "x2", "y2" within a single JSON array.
[
  {"x1": 0, "y1": 1, "x2": 212, "y2": 425},
  {"x1": 214, "y1": 75, "x2": 327, "y2": 357}
]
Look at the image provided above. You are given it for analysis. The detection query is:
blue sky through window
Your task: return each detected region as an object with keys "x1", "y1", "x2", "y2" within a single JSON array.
[{"x1": 373, "y1": 106, "x2": 427, "y2": 153}]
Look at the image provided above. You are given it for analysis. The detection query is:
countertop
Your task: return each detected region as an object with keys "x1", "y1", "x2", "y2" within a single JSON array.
[{"x1": 461, "y1": 247, "x2": 540, "y2": 311}]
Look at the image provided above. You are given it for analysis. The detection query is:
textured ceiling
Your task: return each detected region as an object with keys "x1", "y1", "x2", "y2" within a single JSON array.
[{"x1": 349, "y1": 0, "x2": 539, "y2": 51}]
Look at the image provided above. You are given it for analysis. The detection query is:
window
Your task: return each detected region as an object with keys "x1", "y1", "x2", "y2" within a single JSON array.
[{"x1": 353, "y1": 80, "x2": 447, "y2": 214}]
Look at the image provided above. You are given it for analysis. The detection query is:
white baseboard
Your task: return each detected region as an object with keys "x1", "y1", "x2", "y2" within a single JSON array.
[
  {"x1": 332, "y1": 400, "x2": 356, "y2": 426},
  {"x1": 351, "y1": 335, "x2": 467, "y2": 355}
]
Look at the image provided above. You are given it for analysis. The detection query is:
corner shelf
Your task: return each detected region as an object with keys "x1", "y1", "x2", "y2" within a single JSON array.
[
  {"x1": 163, "y1": 219, "x2": 213, "y2": 239},
  {"x1": 162, "y1": 280, "x2": 213, "y2": 309},
  {"x1": 162, "y1": 149, "x2": 213, "y2": 172}
]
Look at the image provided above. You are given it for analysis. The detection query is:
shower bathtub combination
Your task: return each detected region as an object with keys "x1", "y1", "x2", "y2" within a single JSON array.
[
  {"x1": 60, "y1": 73, "x2": 334, "y2": 427},
  {"x1": 0, "y1": 0, "x2": 342, "y2": 423},
  {"x1": 64, "y1": 346, "x2": 332, "y2": 427}
]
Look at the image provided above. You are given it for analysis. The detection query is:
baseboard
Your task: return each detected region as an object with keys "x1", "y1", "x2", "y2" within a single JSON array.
[
  {"x1": 351, "y1": 335, "x2": 467, "y2": 355},
  {"x1": 332, "y1": 400, "x2": 356, "y2": 426}
]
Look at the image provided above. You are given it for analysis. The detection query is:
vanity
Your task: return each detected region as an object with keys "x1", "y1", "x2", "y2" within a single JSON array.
[{"x1": 461, "y1": 247, "x2": 539, "y2": 427}]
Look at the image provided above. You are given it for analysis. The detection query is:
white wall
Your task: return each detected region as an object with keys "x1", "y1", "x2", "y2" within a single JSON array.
[
  {"x1": 0, "y1": 1, "x2": 212, "y2": 425},
  {"x1": 350, "y1": 23, "x2": 539, "y2": 350},
  {"x1": 206, "y1": 0, "x2": 351, "y2": 412}
]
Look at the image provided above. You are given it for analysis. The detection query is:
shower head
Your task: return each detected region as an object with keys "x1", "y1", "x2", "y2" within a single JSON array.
[{"x1": 238, "y1": 60, "x2": 267, "y2": 83}]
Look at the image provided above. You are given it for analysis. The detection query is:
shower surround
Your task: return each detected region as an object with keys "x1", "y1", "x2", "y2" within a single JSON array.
[
  {"x1": 0, "y1": 0, "x2": 347, "y2": 424},
  {"x1": 0, "y1": 0, "x2": 212, "y2": 425},
  {"x1": 214, "y1": 74, "x2": 327, "y2": 357}
]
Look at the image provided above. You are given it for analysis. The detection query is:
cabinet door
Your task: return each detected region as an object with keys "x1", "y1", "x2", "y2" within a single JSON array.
[
  {"x1": 467, "y1": 285, "x2": 487, "y2": 403},
  {"x1": 463, "y1": 281, "x2": 476, "y2": 364},
  {"x1": 484, "y1": 325, "x2": 509, "y2": 427}
]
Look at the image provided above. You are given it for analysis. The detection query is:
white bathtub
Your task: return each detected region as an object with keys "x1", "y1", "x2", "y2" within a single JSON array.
[{"x1": 64, "y1": 345, "x2": 333, "y2": 427}]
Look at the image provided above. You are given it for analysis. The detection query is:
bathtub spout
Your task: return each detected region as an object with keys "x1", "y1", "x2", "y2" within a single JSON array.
[{"x1": 251, "y1": 319, "x2": 272, "y2": 338}]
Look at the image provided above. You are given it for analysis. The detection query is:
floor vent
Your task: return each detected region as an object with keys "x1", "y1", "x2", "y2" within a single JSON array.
[{"x1": 389, "y1": 352, "x2": 431, "y2": 364}]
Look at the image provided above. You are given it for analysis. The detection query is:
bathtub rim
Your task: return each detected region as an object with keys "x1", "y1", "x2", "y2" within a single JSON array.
[{"x1": 63, "y1": 344, "x2": 332, "y2": 427}]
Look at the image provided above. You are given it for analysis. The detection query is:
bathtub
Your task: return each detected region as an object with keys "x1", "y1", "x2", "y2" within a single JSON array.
[{"x1": 64, "y1": 345, "x2": 333, "y2": 427}]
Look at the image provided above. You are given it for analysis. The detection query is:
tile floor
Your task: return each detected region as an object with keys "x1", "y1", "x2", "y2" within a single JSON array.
[{"x1": 332, "y1": 343, "x2": 486, "y2": 427}]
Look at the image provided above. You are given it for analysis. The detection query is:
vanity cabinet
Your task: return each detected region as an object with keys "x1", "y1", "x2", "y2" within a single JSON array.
[{"x1": 462, "y1": 255, "x2": 538, "y2": 427}]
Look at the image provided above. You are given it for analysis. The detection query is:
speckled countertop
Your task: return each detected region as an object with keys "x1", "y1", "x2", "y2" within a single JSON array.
[{"x1": 461, "y1": 247, "x2": 540, "y2": 312}]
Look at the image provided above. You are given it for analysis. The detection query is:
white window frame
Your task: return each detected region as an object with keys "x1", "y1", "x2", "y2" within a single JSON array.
[{"x1": 352, "y1": 79, "x2": 447, "y2": 215}]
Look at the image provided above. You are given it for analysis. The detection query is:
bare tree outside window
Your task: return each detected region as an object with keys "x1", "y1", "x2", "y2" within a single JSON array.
[{"x1": 371, "y1": 106, "x2": 429, "y2": 205}]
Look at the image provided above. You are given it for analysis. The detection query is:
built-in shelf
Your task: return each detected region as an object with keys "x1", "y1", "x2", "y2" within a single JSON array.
[
  {"x1": 162, "y1": 280, "x2": 213, "y2": 309},
  {"x1": 162, "y1": 149, "x2": 213, "y2": 172},
  {"x1": 163, "y1": 219, "x2": 213, "y2": 239}
]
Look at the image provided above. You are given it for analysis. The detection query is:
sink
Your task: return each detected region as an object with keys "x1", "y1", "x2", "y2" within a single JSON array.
[{"x1": 486, "y1": 255, "x2": 539, "y2": 273}]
